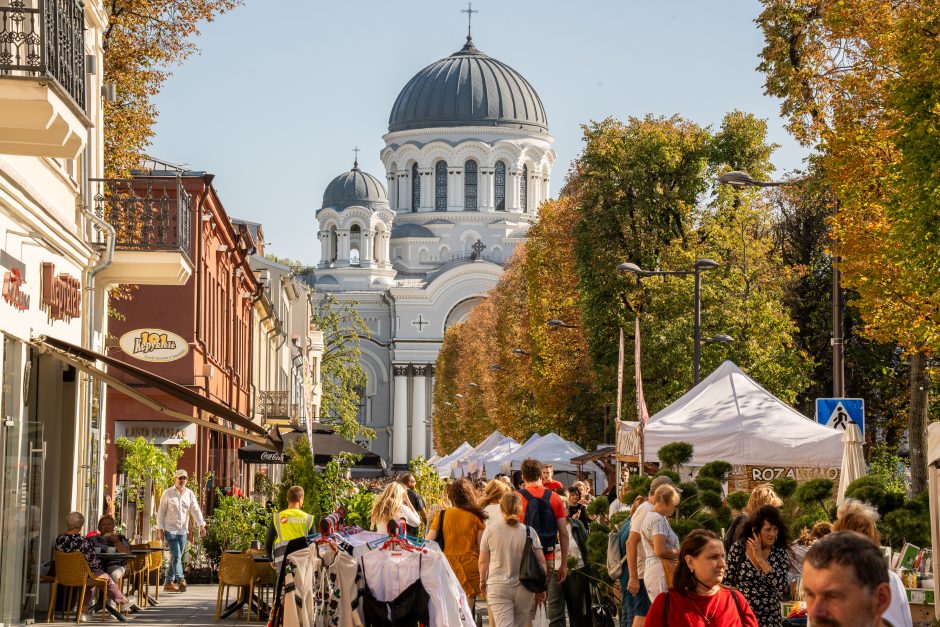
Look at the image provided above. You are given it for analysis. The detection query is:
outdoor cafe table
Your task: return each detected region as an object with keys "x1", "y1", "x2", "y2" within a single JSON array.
[
  {"x1": 91, "y1": 552, "x2": 133, "y2": 622},
  {"x1": 219, "y1": 552, "x2": 273, "y2": 620}
]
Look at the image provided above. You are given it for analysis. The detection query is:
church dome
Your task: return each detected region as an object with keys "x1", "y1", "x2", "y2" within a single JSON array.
[
  {"x1": 322, "y1": 164, "x2": 388, "y2": 210},
  {"x1": 390, "y1": 223, "x2": 435, "y2": 239},
  {"x1": 388, "y1": 37, "x2": 548, "y2": 134}
]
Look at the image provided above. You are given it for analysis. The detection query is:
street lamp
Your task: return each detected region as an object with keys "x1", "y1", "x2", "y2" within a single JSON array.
[
  {"x1": 511, "y1": 347, "x2": 530, "y2": 356},
  {"x1": 547, "y1": 319, "x2": 578, "y2": 329},
  {"x1": 454, "y1": 393, "x2": 464, "y2": 399},
  {"x1": 468, "y1": 382, "x2": 479, "y2": 389},
  {"x1": 717, "y1": 170, "x2": 843, "y2": 397},
  {"x1": 618, "y1": 258, "x2": 721, "y2": 384},
  {"x1": 489, "y1": 364, "x2": 503, "y2": 371},
  {"x1": 703, "y1": 334, "x2": 734, "y2": 345}
]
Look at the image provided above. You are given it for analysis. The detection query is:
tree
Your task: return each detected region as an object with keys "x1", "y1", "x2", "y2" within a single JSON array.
[
  {"x1": 313, "y1": 295, "x2": 373, "y2": 441},
  {"x1": 103, "y1": 0, "x2": 241, "y2": 176}
]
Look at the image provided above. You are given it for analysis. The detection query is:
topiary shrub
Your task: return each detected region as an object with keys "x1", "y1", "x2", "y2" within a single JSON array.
[
  {"x1": 771, "y1": 477, "x2": 798, "y2": 499},
  {"x1": 658, "y1": 442, "x2": 694, "y2": 474},
  {"x1": 727, "y1": 491, "x2": 749, "y2": 512},
  {"x1": 844, "y1": 475, "x2": 905, "y2": 516},
  {"x1": 698, "y1": 461, "x2": 732, "y2": 482}
]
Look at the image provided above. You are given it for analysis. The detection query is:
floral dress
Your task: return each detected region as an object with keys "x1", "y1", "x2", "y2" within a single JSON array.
[
  {"x1": 725, "y1": 542, "x2": 788, "y2": 627},
  {"x1": 55, "y1": 533, "x2": 103, "y2": 572}
]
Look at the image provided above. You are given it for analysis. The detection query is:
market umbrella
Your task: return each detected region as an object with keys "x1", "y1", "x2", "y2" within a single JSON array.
[
  {"x1": 836, "y1": 422, "x2": 865, "y2": 505},
  {"x1": 238, "y1": 425, "x2": 384, "y2": 469}
]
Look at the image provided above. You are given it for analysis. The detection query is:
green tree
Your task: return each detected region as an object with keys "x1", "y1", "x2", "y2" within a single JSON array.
[
  {"x1": 116, "y1": 436, "x2": 191, "y2": 510},
  {"x1": 278, "y1": 437, "x2": 359, "y2": 523},
  {"x1": 313, "y1": 294, "x2": 373, "y2": 441}
]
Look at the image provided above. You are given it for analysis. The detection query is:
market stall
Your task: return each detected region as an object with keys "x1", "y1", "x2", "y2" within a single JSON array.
[
  {"x1": 497, "y1": 432, "x2": 608, "y2": 493},
  {"x1": 618, "y1": 361, "x2": 844, "y2": 491}
]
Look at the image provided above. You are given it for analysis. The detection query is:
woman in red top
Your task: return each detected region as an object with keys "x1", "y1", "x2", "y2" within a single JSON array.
[{"x1": 646, "y1": 530, "x2": 759, "y2": 627}]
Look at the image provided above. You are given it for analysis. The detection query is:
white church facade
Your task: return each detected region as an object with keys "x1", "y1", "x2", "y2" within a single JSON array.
[{"x1": 313, "y1": 35, "x2": 555, "y2": 466}]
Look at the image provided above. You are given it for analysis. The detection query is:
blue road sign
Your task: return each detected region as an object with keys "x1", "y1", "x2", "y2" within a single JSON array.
[{"x1": 815, "y1": 398, "x2": 865, "y2": 435}]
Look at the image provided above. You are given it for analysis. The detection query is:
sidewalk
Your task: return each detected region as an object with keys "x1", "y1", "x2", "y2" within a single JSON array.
[{"x1": 34, "y1": 585, "x2": 243, "y2": 627}]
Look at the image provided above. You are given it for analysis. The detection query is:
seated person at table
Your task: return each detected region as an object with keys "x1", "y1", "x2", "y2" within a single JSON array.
[
  {"x1": 88, "y1": 515, "x2": 132, "y2": 583},
  {"x1": 55, "y1": 511, "x2": 133, "y2": 613}
]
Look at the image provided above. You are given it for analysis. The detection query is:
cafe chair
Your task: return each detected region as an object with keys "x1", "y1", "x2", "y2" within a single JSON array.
[
  {"x1": 123, "y1": 553, "x2": 148, "y2": 606},
  {"x1": 47, "y1": 551, "x2": 109, "y2": 623},
  {"x1": 146, "y1": 542, "x2": 163, "y2": 603},
  {"x1": 246, "y1": 548, "x2": 275, "y2": 610},
  {"x1": 215, "y1": 553, "x2": 257, "y2": 622}
]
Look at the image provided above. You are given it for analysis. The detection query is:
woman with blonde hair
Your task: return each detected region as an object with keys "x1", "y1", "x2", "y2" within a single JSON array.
[
  {"x1": 369, "y1": 481, "x2": 421, "y2": 532},
  {"x1": 724, "y1": 483, "x2": 784, "y2": 553},
  {"x1": 641, "y1": 484, "x2": 682, "y2": 601},
  {"x1": 479, "y1": 492, "x2": 547, "y2": 626},
  {"x1": 478, "y1": 479, "x2": 511, "y2": 528},
  {"x1": 832, "y1": 499, "x2": 912, "y2": 627}
]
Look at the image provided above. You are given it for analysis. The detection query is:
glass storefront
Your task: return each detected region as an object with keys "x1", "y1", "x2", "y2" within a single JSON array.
[{"x1": 0, "y1": 337, "x2": 45, "y2": 625}]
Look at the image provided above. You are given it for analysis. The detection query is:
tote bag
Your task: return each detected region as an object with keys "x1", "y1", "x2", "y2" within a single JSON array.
[{"x1": 519, "y1": 525, "x2": 548, "y2": 593}]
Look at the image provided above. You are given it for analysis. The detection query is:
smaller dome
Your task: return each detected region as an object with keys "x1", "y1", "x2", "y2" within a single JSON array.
[
  {"x1": 391, "y1": 223, "x2": 436, "y2": 239},
  {"x1": 322, "y1": 163, "x2": 388, "y2": 210}
]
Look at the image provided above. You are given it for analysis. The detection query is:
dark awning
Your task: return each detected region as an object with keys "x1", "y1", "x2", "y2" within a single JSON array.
[
  {"x1": 238, "y1": 425, "x2": 384, "y2": 468},
  {"x1": 34, "y1": 335, "x2": 280, "y2": 451}
]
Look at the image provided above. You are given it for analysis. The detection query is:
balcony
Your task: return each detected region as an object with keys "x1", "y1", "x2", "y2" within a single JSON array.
[
  {"x1": 257, "y1": 390, "x2": 298, "y2": 427},
  {"x1": 0, "y1": 0, "x2": 89, "y2": 159},
  {"x1": 91, "y1": 177, "x2": 195, "y2": 286}
]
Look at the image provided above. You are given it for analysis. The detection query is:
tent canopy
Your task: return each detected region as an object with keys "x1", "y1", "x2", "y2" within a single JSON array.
[
  {"x1": 497, "y1": 432, "x2": 607, "y2": 493},
  {"x1": 434, "y1": 442, "x2": 473, "y2": 477},
  {"x1": 621, "y1": 361, "x2": 843, "y2": 468}
]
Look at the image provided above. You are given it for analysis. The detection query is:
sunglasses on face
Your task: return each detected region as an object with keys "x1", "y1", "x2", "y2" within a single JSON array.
[{"x1": 177, "y1": 477, "x2": 187, "y2": 481}]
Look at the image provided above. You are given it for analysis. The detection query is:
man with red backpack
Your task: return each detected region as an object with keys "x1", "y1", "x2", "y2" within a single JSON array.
[{"x1": 517, "y1": 458, "x2": 570, "y2": 627}]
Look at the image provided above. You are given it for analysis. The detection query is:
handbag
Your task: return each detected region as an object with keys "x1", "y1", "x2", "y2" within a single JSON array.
[
  {"x1": 435, "y1": 509, "x2": 446, "y2": 551},
  {"x1": 519, "y1": 525, "x2": 548, "y2": 593},
  {"x1": 590, "y1": 583, "x2": 616, "y2": 627}
]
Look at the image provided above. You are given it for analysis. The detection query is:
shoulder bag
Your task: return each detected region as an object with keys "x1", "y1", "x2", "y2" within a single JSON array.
[{"x1": 519, "y1": 525, "x2": 548, "y2": 593}]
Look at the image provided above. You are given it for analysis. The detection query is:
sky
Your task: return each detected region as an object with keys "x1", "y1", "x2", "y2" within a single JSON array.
[{"x1": 149, "y1": 0, "x2": 808, "y2": 266}]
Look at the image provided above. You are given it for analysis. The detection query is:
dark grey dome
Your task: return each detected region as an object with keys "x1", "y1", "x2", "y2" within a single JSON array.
[
  {"x1": 390, "y1": 223, "x2": 436, "y2": 239},
  {"x1": 322, "y1": 164, "x2": 388, "y2": 210},
  {"x1": 389, "y1": 37, "x2": 548, "y2": 134}
]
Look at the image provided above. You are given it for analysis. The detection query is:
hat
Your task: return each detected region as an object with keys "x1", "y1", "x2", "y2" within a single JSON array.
[
  {"x1": 175, "y1": 469, "x2": 188, "y2": 479},
  {"x1": 649, "y1": 475, "x2": 682, "y2": 495}
]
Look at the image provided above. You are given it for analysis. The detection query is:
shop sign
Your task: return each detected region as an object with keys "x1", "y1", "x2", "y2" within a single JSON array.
[
  {"x1": 2, "y1": 268, "x2": 29, "y2": 311},
  {"x1": 115, "y1": 421, "x2": 196, "y2": 445},
  {"x1": 40, "y1": 262, "x2": 80, "y2": 321},
  {"x1": 119, "y1": 328, "x2": 190, "y2": 363},
  {"x1": 728, "y1": 465, "x2": 840, "y2": 492}
]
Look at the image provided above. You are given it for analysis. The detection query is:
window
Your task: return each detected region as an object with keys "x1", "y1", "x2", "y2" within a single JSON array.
[
  {"x1": 494, "y1": 161, "x2": 506, "y2": 211},
  {"x1": 435, "y1": 161, "x2": 447, "y2": 211},
  {"x1": 521, "y1": 165, "x2": 528, "y2": 213},
  {"x1": 464, "y1": 160, "x2": 478, "y2": 210},
  {"x1": 411, "y1": 163, "x2": 420, "y2": 212},
  {"x1": 350, "y1": 225, "x2": 361, "y2": 266}
]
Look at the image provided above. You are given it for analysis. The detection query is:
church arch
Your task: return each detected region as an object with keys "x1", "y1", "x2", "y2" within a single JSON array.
[
  {"x1": 349, "y1": 224, "x2": 362, "y2": 266},
  {"x1": 435, "y1": 160, "x2": 448, "y2": 211},
  {"x1": 464, "y1": 159, "x2": 478, "y2": 211},
  {"x1": 329, "y1": 226, "x2": 338, "y2": 263},
  {"x1": 439, "y1": 245, "x2": 451, "y2": 260}
]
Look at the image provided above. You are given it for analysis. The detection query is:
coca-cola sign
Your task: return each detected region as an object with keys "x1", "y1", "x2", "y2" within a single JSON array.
[{"x1": 260, "y1": 451, "x2": 285, "y2": 462}]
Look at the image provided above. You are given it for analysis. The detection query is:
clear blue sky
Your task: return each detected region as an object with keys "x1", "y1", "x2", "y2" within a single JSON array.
[{"x1": 150, "y1": 0, "x2": 807, "y2": 265}]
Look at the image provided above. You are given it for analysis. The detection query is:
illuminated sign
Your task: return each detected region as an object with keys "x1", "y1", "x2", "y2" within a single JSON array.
[
  {"x1": 40, "y1": 262, "x2": 80, "y2": 321},
  {"x1": 2, "y1": 268, "x2": 29, "y2": 311},
  {"x1": 119, "y1": 328, "x2": 190, "y2": 363}
]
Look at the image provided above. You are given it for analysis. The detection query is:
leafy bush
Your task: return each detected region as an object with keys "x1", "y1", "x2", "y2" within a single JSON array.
[
  {"x1": 343, "y1": 490, "x2": 374, "y2": 529},
  {"x1": 866, "y1": 443, "x2": 907, "y2": 495},
  {"x1": 278, "y1": 438, "x2": 359, "y2": 523},
  {"x1": 409, "y1": 457, "x2": 448, "y2": 518},
  {"x1": 203, "y1": 494, "x2": 271, "y2": 564},
  {"x1": 771, "y1": 477, "x2": 798, "y2": 499},
  {"x1": 658, "y1": 442, "x2": 694, "y2": 473},
  {"x1": 727, "y1": 491, "x2": 750, "y2": 512},
  {"x1": 844, "y1": 475, "x2": 905, "y2": 516},
  {"x1": 698, "y1": 461, "x2": 732, "y2": 482}
]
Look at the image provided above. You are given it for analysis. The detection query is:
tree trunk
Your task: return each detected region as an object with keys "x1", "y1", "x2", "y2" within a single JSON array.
[{"x1": 908, "y1": 351, "x2": 931, "y2": 495}]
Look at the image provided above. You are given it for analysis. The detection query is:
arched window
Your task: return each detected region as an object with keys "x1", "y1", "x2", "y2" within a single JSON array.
[
  {"x1": 494, "y1": 161, "x2": 506, "y2": 211},
  {"x1": 329, "y1": 226, "x2": 338, "y2": 262},
  {"x1": 521, "y1": 165, "x2": 528, "y2": 213},
  {"x1": 435, "y1": 161, "x2": 448, "y2": 211},
  {"x1": 464, "y1": 160, "x2": 478, "y2": 210},
  {"x1": 411, "y1": 163, "x2": 420, "y2": 212},
  {"x1": 349, "y1": 224, "x2": 361, "y2": 266}
]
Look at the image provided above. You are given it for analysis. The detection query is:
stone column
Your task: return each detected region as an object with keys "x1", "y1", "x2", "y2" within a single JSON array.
[
  {"x1": 400, "y1": 171, "x2": 410, "y2": 210},
  {"x1": 362, "y1": 230, "x2": 375, "y2": 266},
  {"x1": 387, "y1": 175, "x2": 397, "y2": 211},
  {"x1": 421, "y1": 169, "x2": 433, "y2": 211},
  {"x1": 480, "y1": 169, "x2": 494, "y2": 212},
  {"x1": 452, "y1": 168, "x2": 463, "y2": 210},
  {"x1": 336, "y1": 229, "x2": 350, "y2": 266},
  {"x1": 392, "y1": 364, "x2": 410, "y2": 466},
  {"x1": 411, "y1": 365, "x2": 427, "y2": 460}
]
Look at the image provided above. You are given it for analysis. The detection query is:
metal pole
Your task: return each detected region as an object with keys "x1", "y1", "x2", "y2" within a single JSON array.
[
  {"x1": 693, "y1": 267, "x2": 702, "y2": 385},
  {"x1": 832, "y1": 259, "x2": 845, "y2": 396}
]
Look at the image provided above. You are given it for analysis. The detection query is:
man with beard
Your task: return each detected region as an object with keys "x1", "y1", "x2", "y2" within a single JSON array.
[{"x1": 802, "y1": 531, "x2": 893, "y2": 627}]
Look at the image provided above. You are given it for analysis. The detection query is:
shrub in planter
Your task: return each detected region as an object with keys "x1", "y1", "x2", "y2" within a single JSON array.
[{"x1": 202, "y1": 493, "x2": 271, "y2": 568}]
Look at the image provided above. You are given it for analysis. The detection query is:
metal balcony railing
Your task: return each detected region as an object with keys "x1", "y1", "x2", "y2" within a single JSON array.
[
  {"x1": 90, "y1": 177, "x2": 193, "y2": 261},
  {"x1": 257, "y1": 391, "x2": 297, "y2": 421},
  {"x1": 0, "y1": 0, "x2": 86, "y2": 110}
]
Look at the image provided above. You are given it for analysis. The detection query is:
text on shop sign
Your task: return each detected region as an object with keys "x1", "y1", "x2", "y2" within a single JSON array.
[
  {"x1": 40, "y1": 263, "x2": 80, "y2": 321},
  {"x1": 2, "y1": 268, "x2": 29, "y2": 311}
]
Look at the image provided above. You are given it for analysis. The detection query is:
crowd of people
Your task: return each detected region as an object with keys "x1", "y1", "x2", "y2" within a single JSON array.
[{"x1": 619, "y1": 478, "x2": 912, "y2": 627}]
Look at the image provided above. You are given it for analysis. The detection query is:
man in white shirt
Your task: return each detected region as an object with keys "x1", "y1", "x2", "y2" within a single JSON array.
[{"x1": 156, "y1": 469, "x2": 205, "y2": 592}]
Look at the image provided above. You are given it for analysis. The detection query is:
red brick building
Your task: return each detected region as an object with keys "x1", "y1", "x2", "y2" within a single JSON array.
[{"x1": 103, "y1": 162, "x2": 259, "y2": 506}]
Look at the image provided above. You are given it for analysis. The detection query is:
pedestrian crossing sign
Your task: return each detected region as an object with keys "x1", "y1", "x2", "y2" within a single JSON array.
[{"x1": 815, "y1": 398, "x2": 865, "y2": 434}]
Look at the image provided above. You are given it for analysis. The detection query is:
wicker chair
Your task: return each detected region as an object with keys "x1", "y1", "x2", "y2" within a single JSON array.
[
  {"x1": 46, "y1": 551, "x2": 109, "y2": 624},
  {"x1": 122, "y1": 553, "x2": 148, "y2": 606},
  {"x1": 146, "y1": 542, "x2": 163, "y2": 602},
  {"x1": 246, "y1": 549, "x2": 275, "y2": 610},
  {"x1": 215, "y1": 553, "x2": 257, "y2": 622}
]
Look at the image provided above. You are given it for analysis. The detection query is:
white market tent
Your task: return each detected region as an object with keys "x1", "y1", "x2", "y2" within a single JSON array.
[
  {"x1": 620, "y1": 361, "x2": 844, "y2": 468},
  {"x1": 497, "y1": 432, "x2": 608, "y2": 493},
  {"x1": 452, "y1": 431, "x2": 508, "y2": 477},
  {"x1": 468, "y1": 436, "x2": 521, "y2": 477},
  {"x1": 434, "y1": 441, "x2": 473, "y2": 478}
]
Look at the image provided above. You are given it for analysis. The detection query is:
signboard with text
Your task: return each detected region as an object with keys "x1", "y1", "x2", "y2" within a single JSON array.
[
  {"x1": 115, "y1": 421, "x2": 196, "y2": 445},
  {"x1": 119, "y1": 328, "x2": 190, "y2": 363}
]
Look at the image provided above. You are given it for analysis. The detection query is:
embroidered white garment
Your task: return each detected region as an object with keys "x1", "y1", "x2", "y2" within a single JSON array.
[
  {"x1": 288, "y1": 545, "x2": 364, "y2": 627},
  {"x1": 359, "y1": 549, "x2": 474, "y2": 627}
]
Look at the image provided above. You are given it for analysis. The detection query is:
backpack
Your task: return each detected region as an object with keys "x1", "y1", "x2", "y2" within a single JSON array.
[
  {"x1": 520, "y1": 488, "x2": 559, "y2": 555},
  {"x1": 607, "y1": 519, "x2": 629, "y2": 578}
]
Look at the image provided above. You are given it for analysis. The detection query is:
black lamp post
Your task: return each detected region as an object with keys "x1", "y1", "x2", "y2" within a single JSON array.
[{"x1": 618, "y1": 258, "x2": 722, "y2": 384}]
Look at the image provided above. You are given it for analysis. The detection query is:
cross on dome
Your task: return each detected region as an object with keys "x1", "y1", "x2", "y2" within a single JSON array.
[
  {"x1": 461, "y1": 2, "x2": 479, "y2": 42},
  {"x1": 353, "y1": 146, "x2": 360, "y2": 169}
]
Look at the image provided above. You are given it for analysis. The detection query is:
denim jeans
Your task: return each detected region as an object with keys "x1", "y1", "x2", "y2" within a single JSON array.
[{"x1": 165, "y1": 531, "x2": 187, "y2": 583}]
